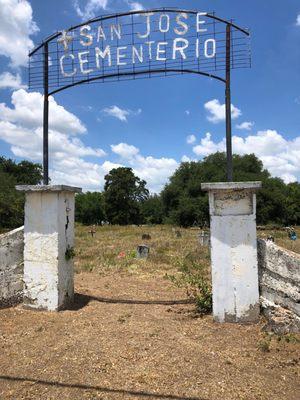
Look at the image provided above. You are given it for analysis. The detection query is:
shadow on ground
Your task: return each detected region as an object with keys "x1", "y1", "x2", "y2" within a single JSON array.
[
  {"x1": 68, "y1": 293, "x2": 193, "y2": 311},
  {"x1": 0, "y1": 375, "x2": 207, "y2": 400}
]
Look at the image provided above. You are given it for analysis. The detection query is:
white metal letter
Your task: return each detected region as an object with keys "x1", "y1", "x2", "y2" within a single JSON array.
[
  {"x1": 196, "y1": 12, "x2": 207, "y2": 33},
  {"x1": 174, "y1": 13, "x2": 189, "y2": 35},
  {"x1": 95, "y1": 46, "x2": 112, "y2": 67},
  {"x1": 137, "y1": 13, "x2": 154, "y2": 38},
  {"x1": 117, "y1": 46, "x2": 127, "y2": 65},
  {"x1": 78, "y1": 51, "x2": 93, "y2": 74},
  {"x1": 156, "y1": 41, "x2": 168, "y2": 61},
  {"x1": 145, "y1": 41, "x2": 155, "y2": 59},
  {"x1": 80, "y1": 25, "x2": 93, "y2": 46},
  {"x1": 132, "y1": 45, "x2": 143, "y2": 63},
  {"x1": 97, "y1": 25, "x2": 106, "y2": 42},
  {"x1": 204, "y1": 39, "x2": 216, "y2": 58},
  {"x1": 60, "y1": 54, "x2": 76, "y2": 77},
  {"x1": 159, "y1": 14, "x2": 170, "y2": 33},
  {"x1": 172, "y1": 38, "x2": 189, "y2": 59},
  {"x1": 111, "y1": 24, "x2": 121, "y2": 40}
]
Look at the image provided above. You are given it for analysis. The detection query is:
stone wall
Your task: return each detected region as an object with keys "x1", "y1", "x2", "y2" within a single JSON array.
[
  {"x1": 258, "y1": 239, "x2": 300, "y2": 333},
  {"x1": 0, "y1": 227, "x2": 24, "y2": 307}
]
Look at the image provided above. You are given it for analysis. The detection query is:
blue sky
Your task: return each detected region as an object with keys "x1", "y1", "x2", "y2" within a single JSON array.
[{"x1": 0, "y1": 0, "x2": 299, "y2": 192}]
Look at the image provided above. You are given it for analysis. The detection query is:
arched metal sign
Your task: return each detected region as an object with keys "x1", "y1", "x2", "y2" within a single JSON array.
[{"x1": 28, "y1": 8, "x2": 251, "y2": 185}]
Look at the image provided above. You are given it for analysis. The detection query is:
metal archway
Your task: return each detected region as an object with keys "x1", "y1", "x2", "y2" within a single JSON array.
[{"x1": 28, "y1": 8, "x2": 251, "y2": 184}]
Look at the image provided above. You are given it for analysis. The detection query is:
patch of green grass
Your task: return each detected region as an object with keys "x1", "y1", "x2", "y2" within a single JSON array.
[
  {"x1": 276, "y1": 333, "x2": 300, "y2": 344},
  {"x1": 167, "y1": 252, "x2": 212, "y2": 314}
]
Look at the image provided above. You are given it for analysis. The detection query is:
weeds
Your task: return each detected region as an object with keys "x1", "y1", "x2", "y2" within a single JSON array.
[
  {"x1": 65, "y1": 246, "x2": 75, "y2": 261},
  {"x1": 258, "y1": 333, "x2": 272, "y2": 352},
  {"x1": 276, "y1": 333, "x2": 300, "y2": 344},
  {"x1": 167, "y1": 252, "x2": 212, "y2": 314},
  {"x1": 257, "y1": 332, "x2": 300, "y2": 353}
]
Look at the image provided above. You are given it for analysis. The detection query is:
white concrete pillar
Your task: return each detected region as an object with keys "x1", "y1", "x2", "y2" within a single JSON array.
[
  {"x1": 16, "y1": 185, "x2": 81, "y2": 311},
  {"x1": 201, "y1": 182, "x2": 261, "y2": 323}
]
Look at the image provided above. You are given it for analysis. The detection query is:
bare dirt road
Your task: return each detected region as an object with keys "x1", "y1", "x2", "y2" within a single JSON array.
[{"x1": 0, "y1": 272, "x2": 299, "y2": 400}]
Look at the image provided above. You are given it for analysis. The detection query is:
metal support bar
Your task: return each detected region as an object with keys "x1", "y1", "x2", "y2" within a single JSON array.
[
  {"x1": 225, "y1": 24, "x2": 233, "y2": 182},
  {"x1": 43, "y1": 42, "x2": 49, "y2": 185}
]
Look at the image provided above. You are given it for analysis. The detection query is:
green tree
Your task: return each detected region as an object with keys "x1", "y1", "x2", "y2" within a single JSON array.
[
  {"x1": 0, "y1": 157, "x2": 43, "y2": 229},
  {"x1": 256, "y1": 177, "x2": 288, "y2": 225},
  {"x1": 285, "y1": 182, "x2": 300, "y2": 225},
  {"x1": 161, "y1": 152, "x2": 297, "y2": 227},
  {"x1": 104, "y1": 167, "x2": 149, "y2": 225},
  {"x1": 141, "y1": 194, "x2": 164, "y2": 224},
  {"x1": 75, "y1": 192, "x2": 105, "y2": 225},
  {"x1": 0, "y1": 157, "x2": 43, "y2": 184}
]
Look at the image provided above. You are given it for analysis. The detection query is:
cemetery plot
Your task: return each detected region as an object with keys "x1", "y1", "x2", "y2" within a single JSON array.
[{"x1": 0, "y1": 225, "x2": 299, "y2": 400}]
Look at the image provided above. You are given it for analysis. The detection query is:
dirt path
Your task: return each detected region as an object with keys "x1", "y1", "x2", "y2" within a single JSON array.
[{"x1": 0, "y1": 272, "x2": 299, "y2": 400}]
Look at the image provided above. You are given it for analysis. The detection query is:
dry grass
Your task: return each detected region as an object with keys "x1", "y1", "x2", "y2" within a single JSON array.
[
  {"x1": 75, "y1": 224, "x2": 211, "y2": 276},
  {"x1": 257, "y1": 226, "x2": 300, "y2": 254},
  {"x1": 74, "y1": 224, "x2": 299, "y2": 277}
]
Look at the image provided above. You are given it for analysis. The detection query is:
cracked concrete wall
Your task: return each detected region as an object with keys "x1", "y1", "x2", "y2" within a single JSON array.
[
  {"x1": 0, "y1": 227, "x2": 24, "y2": 307},
  {"x1": 258, "y1": 239, "x2": 300, "y2": 317}
]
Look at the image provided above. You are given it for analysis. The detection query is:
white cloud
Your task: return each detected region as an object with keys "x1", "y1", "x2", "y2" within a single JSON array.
[
  {"x1": 0, "y1": 89, "x2": 86, "y2": 135},
  {"x1": 185, "y1": 110, "x2": 190, "y2": 115},
  {"x1": 0, "y1": 0, "x2": 39, "y2": 67},
  {"x1": 0, "y1": 72, "x2": 27, "y2": 90},
  {"x1": 0, "y1": 89, "x2": 176, "y2": 192},
  {"x1": 111, "y1": 142, "x2": 178, "y2": 192},
  {"x1": 193, "y1": 132, "x2": 224, "y2": 157},
  {"x1": 131, "y1": 153, "x2": 178, "y2": 193},
  {"x1": 102, "y1": 105, "x2": 141, "y2": 122},
  {"x1": 296, "y1": 14, "x2": 300, "y2": 26},
  {"x1": 186, "y1": 134, "x2": 196, "y2": 144},
  {"x1": 192, "y1": 130, "x2": 300, "y2": 183},
  {"x1": 127, "y1": 1, "x2": 144, "y2": 11},
  {"x1": 204, "y1": 99, "x2": 241, "y2": 123},
  {"x1": 111, "y1": 142, "x2": 139, "y2": 158},
  {"x1": 236, "y1": 121, "x2": 254, "y2": 131},
  {"x1": 0, "y1": 89, "x2": 107, "y2": 191},
  {"x1": 73, "y1": 0, "x2": 108, "y2": 20},
  {"x1": 181, "y1": 155, "x2": 191, "y2": 162}
]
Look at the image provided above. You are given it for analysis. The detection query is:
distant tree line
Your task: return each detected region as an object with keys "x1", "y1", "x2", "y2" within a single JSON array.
[
  {"x1": 1, "y1": 153, "x2": 299, "y2": 230},
  {"x1": 0, "y1": 157, "x2": 43, "y2": 229},
  {"x1": 76, "y1": 153, "x2": 300, "y2": 227}
]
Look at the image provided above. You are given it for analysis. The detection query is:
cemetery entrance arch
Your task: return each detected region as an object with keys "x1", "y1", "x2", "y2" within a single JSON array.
[{"x1": 28, "y1": 8, "x2": 250, "y2": 184}]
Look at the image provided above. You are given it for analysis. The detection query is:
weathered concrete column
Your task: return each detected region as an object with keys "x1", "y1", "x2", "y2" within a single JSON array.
[
  {"x1": 16, "y1": 185, "x2": 81, "y2": 311},
  {"x1": 201, "y1": 182, "x2": 261, "y2": 323}
]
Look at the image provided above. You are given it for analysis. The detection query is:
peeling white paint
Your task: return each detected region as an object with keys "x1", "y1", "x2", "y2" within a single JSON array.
[
  {"x1": 258, "y1": 239, "x2": 300, "y2": 318},
  {"x1": 16, "y1": 185, "x2": 81, "y2": 311},
  {"x1": 0, "y1": 226, "x2": 24, "y2": 307},
  {"x1": 202, "y1": 182, "x2": 261, "y2": 323}
]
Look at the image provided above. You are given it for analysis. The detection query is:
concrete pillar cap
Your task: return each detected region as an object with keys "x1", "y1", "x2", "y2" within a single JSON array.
[
  {"x1": 16, "y1": 185, "x2": 82, "y2": 193},
  {"x1": 201, "y1": 181, "x2": 261, "y2": 191}
]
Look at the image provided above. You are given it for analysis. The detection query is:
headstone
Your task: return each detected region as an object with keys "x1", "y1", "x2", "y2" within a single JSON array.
[
  {"x1": 136, "y1": 245, "x2": 150, "y2": 259},
  {"x1": 199, "y1": 231, "x2": 210, "y2": 246}
]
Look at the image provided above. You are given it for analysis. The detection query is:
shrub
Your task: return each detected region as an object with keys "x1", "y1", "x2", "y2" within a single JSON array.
[{"x1": 168, "y1": 253, "x2": 212, "y2": 314}]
